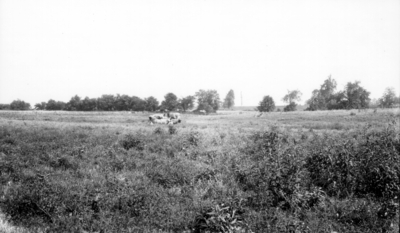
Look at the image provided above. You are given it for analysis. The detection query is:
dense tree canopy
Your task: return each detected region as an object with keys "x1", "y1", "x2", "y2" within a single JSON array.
[
  {"x1": 223, "y1": 90, "x2": 235, "y2": 109},
  {"x1": 144, "y1": 96, "x2": 159, "y2": 112},
  {"x1": 80, "y1": 97, "x2": 97, "y2": 111},
  {"x1": 65, "y1": 95, "x2": 83, "y2": 111},
  {"x1": 0, "y1": 104, "x2": 10, "y2": 110},
  {"x1": 306, "y1": 77, "x2": 372, "y2": 110},
  {"x1": 306, "y1": 76, "x2": 337, "y2": 111},
  {"x1": 46, "y1": 99, "x2": 66, "y2": 110},
  {"x1": 195, "y1": 90, "x2": 220, "y2": 113},
  {"x1": 62, "y1": 94, "x2": 148, "y2": 111},
  {"x1": 10, "y1": 100, "x2": 31, "y2": 110},
  {"x1": 114, "y1": 94, "x2": 131, "y2": 111},
  {"x1": 344, "y1": 81, "x2": 370, "y2": 109},
  {"x1": 257, "y1": 96, "x2": 275, "y2": 112},
  {"x1": 179, "y1": 96, "x2": 195, "y2": 112},
  {"x1": 161, "y1": 93, "x2": 179, "y2": 111},
  {"x1": 97, "y1": 95, "x2": 115, "y2": 111},
  {"x1": 130, "y1": 96, "x2": 146, "y2": 111},
  {"x1": 379, "y1": 87, "x2": 397, "y2": 108}
]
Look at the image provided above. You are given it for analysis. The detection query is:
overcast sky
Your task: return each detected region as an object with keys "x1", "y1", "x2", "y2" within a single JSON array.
[{"x1": 0, "y1": 0, "x2": 399, "y2": 106}]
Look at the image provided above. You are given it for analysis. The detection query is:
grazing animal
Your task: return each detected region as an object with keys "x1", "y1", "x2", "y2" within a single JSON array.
[
  {"x1": 149, "y1": 114, "x2": 165, "y2": 121},
  {"x1": 199, "y1": 110, "x2": 207, "y2": 115},
  {"x1": 169, "y1": 119, "x2": 182, "y2": 125},
  {"x1": 149, "y1": 114, "x2": 171, "y2": 125},
  {"x1": 150, "y1": 118, "x2": 171, "y2": 125},
  {"x1": 149, "y1": 113, "x2": 182, "y2": 125},
  {"x1": 167, "y1": 112, "x2": 181, "y2": 120}
]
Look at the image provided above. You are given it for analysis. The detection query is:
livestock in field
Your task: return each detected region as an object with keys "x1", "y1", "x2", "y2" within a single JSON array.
[
  {"x1": 166, "y1": 112, "x2": 181, "y2": 120},
  {"x1": 169, "y1": 119, "x2": 182, "y2": 125},
  {"x1": 150, "y1": 118, "x2": 171, "y2": 125},
  {"x1": 149, "y1": 114, "x2": 165, "y2": 121}
]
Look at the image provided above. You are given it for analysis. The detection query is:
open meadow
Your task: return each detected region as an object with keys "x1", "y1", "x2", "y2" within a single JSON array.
[{"x1": 0, "y1": 109, "x2": 399, "y2": 232}]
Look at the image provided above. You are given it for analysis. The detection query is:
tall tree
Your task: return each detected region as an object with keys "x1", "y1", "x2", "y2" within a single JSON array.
[
  {"x1": 328, "y1": 91, "x2": 347, "y2": 110},
  {"x1": 257, "y1": 96, "x2": 275, "y2": 112},
  {"x1": 343, "y1": 81, "x2": 370, "y2": 109},
  {"x1": 46, "y1": 99, "x2": 57, "y2": 110},
  {"x1": 379, "y1": 87, "x2": 397, "y2": 108},
  {"x1": 306, "y1": 89, "x2": 325, "y2": 111},
  {"x1": 65, "y1": 95, "x2": 82, "y2": 111},
  {"x1": 319, "y1": 75, "x2": 337, "y2": 100},
  {"x1": 161, "y1": 93, "x2": 179, "y2": 111},
  {"x1": 282, "y1": 90, "x2": 302, "y2": 111},
  {"x1": 223, "y1": 90, "x2": 235, "y2": 109},
  {"x1": 306, "y1": 76, "x2": 338, "y2": 111},
  {"x1": 179, "y1": 96, "x2": 195, "y2": 112},
  {"x1": 283, "y1": 90, "x2": 302, "y2": 104},
  {"x1": 130, "y1": 96, "x2": 146, "y2": 111},
  {"x1": 144, "y1": 96, "x2": 159, "y2": 111},
  {"x1": 195, "y1": 89, "x2": 220, "y2": 113}
]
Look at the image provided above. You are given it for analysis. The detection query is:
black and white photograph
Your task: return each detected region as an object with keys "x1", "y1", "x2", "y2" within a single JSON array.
[{"x1": 0, "y1": 0, "x2": 399, "y2": 232}]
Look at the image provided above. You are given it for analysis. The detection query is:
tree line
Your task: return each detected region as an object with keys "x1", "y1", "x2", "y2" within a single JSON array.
[
  {"x1": 0, "y1": 89, "x2": 236, "y2": 113},
  {"x1": 1, "y1": 77, "x2": 398, "y2": 112},
  {"x1": 257, "y1": 77, "x2": 399, "y2": 112}
]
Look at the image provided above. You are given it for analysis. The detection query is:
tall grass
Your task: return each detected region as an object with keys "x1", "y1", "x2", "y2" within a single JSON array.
[{"x1": 0, "y1": 109, "x2": 399, "y2": 232}]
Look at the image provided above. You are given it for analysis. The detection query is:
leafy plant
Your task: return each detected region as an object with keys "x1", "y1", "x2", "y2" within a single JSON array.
[
  {"x1": 120, "y1": 133, "x2": 145, "y2": 151},
  {"x1": 193, "y1": 200, "x2": 248, "y2": 233},
  {"x1": 153, "y1": 127, "x2": 164, "y2": 135},
  {"x1": 168, "y1": 125, "x2": 177, "y2": 135},
  {"x1": 187, "y1": 131, "x2": 201, "y2": 146}
]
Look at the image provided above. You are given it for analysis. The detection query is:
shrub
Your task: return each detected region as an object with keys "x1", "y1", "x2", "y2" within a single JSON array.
[
  {"x1": 49, "y1": 156, "x2": 78, "y2": 171},
  {"x1": 145, "y1": 159, "x2": 193, "y2": 189},
  {"x1": 304, "y1": 123, "x2": 400, "y2": 230},
  {"x1": 235, "y1": 130, "x2": 311, "y2": 212},
  {"x1": 187, "y1": 131, "x2": 201, "y2": 146},
  {"x1": 193, "y1": 200, "x2": 248, "y2": 232},
  {"x1": 305, "y1": 126, "x2": 400, "y2": 200},
  {"x1": 153, "y1": 127, "x2": 164, "y2": 135},
  {"x1": 120, "y1": 133, "x2": 145, "y2": 151},
  {"x1": 283, "y1": 102, "x2": 297, "y2": 112},
  {"x1": 168, "y1": 125, "x2": 177, "y2": 135},
  {"x1": 0, "y1": 172, "x2": 59, "y2": 228}
]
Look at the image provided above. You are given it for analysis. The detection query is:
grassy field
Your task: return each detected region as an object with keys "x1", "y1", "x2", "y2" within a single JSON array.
[{"x1": 0, "y1": 109, "x2": 399, "y2": 232}]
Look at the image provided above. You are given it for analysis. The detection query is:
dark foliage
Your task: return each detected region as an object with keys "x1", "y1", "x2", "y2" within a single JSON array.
[
  {"x1": 257, "y1": 96, "x2": 275, "y2": 112},
  {"x1": 283, "y1": 102, "x2": 297, "y2": 112},
  {"x1": 120, "y1": 133, "x2": 145, "y2": 151},
  {"x1": 10, "y1": 100, "x2": 31, "y2": 110}
]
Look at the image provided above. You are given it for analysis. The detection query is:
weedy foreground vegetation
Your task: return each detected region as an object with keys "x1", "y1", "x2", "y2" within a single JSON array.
[{"x1": 0, "y1": 109, "x2": 399, "y2": 232}]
